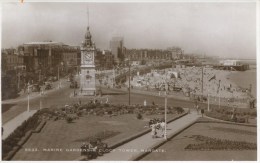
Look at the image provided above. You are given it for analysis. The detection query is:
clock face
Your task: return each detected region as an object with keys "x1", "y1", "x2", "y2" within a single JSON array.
[
  {"x1": 85, "y1": 53, "x2": 92, "y2": 60},
  {"x1": 82, "y1": 51, "x2": 93, "y2": 64}
]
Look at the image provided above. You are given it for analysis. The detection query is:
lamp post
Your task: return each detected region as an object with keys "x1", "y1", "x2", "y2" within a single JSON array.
[
  {"x1": 18, "y1": 72, "x2": 20, "y2": 90},
  {"x1": 113, "y1": 66, "x2": 116, "y2": 88},
  {"x1": 201, "y1": 66, "x2": 204, "y2": 100},
  {"x1": 207, "y1": 93, "x2": 210, "y2": 112},
  {"x1": 40, "y1": 92, "x2": 42, "y2": 110},
  {"x1": 218, "y1": 80, "x2": 221, "y2": 109},
  {"x1": 27, "y1": 82, "x2": 30, "y2": 112},
  {"x1": 39, "y1": 69, "x2": 41, "y2": 83},
  {"x1": 58, "y1": 65, "x2": 62, "y2": 89},
  {"x1": 164, "y1": 91, "x2": 167, "y2": 140},
  {"x1": 58, "y1": 66, "x2": 60, "y2": 89},
  {"x1": 15, "y1": 67, "x2": 21, "y2": 90},
  {"x1": 128, "y1": 59, "x2": 131, "y2": 105}
]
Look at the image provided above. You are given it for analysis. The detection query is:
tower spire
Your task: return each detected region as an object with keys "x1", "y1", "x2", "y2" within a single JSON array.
[
  {"x1": 87, "y1": 6, "x2": 89, "y2": 28},
  {"x1": 85, "y1": 6, "x2": 92, "y2": 47}
]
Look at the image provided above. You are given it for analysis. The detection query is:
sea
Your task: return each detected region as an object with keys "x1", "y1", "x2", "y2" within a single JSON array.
[{"x1": 228, "y1": 62, "x2": 257, "y2": 98}]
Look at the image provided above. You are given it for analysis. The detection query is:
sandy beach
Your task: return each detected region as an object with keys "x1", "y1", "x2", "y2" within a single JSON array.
[
  {"x1": 227, "y1": 69, "x2": 256, "y2": 98},
  {"x1": 131, "y1": 67, "x2": 253, "y2": 103}
]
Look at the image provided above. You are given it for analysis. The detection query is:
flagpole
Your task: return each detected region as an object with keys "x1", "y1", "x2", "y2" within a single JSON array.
[
  {"x1": 201, "y1": 66, "x2": 204, "y2": 99},
  {"x1": 164, "y1": 91, "x2": 167, "y2": 140},
  {"x1": 218, "y1": 80, "x2": 221, "y2": 109},
  {"x1": 113, "y1": 66, "x2": 115, "y2": 88},
  {"x1": 208, "y1": 74, "x2": 216, "y2": 111},
  {"x1": 208, "y1": 94, "x2": 210, "y2": 111},
  {"x1": 27, "y1": 82, "x2": 30, "y2": 112}
]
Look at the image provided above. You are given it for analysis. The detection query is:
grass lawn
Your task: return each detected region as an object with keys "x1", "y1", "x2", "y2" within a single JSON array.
[
  {"x1": 12, "y1": 113, "x2": 178, "y2": 160},
  {"x1": 141, "y1": 122, "x2": 257, "y2": 161}
]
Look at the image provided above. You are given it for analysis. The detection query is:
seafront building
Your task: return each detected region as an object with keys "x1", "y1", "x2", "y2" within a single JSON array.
[{"x1": 214, "y1": 59, "x2": 250, "y2": 71}]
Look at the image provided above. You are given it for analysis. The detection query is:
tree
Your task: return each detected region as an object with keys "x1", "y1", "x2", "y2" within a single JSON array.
[{"x1": 1, "y1": 57, "x2": 8, "y2": 73}]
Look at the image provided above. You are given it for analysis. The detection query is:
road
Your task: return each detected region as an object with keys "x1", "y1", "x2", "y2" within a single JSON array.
[
  {"x1": 2, "y1": 79, "x2": 72, "y2": 124},
  {"x1": 2, "y1": 77, "x2": 212, "y2": 125}
]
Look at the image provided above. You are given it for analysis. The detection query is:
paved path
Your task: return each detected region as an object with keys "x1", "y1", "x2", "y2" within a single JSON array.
[
  {"x1": 95, "y1": 111, "x2": 200, "y2": 161},
  {"x1": 2, "y1": 110, "x2": 37, "y2": 140}
]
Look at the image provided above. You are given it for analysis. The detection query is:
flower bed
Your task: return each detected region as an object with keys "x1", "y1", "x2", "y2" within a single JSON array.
[
  {"x1": 55, "y1": 103, "x2": 184, "y2": 119},
  {"x1": 205, "y1": 108, "x2": 252, "y2": 123},
  {"x1": 185, "y1": 135, "x2": 256, "y2": 151},
  {"x1": 210, "y1": 127, "x2": 256, "y2": 136}
]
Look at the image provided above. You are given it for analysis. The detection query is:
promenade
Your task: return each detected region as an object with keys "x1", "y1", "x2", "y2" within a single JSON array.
[{"x1": 95, "y1": 110, "x2": 200, "y2": 161}]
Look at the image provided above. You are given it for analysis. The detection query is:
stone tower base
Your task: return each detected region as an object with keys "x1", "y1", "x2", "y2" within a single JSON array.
[{"x1": 78, "y1": 89, "x2": 96, "y2": 96}]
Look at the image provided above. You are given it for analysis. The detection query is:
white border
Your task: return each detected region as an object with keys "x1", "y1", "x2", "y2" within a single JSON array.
[{"x1": 0, "y1": 1, "x2": 258, "y2": 163}]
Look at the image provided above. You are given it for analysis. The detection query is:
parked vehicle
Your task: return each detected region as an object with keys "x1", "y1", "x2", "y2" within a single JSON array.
[
  {"x1": 70, "y1": 81, "x2": 78, "y2": 88},
  {"x1": 32, "y1": 84, "x2": 40, "y2": 92},
  {"x1": 45, "y1": 82, "x2": 52, "y2": 90},
  {"x1": 48, "y1": 76, "x2": 58, "y2": 82}
]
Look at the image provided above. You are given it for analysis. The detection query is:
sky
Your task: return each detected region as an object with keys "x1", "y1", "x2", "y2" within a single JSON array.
[{"x1": 1, "y1": 2, "x2": 257, "y2": 59}]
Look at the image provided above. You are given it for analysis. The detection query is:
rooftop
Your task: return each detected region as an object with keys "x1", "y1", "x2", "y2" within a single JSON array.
[{"x1": 23, "y1": 41, "x2": 66, "y2": 46}]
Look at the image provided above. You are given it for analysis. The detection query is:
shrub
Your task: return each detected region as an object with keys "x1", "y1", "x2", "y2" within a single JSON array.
[
  {"x1": 107, "y1": 110, "x2": 112, "y2": 115},
  {"x1": 205, "y1": 111, "x2": 233, "y2": 122},
  {"x1": 66, "y1": 116, "x2": 73, "y2": 123},
  {"x1": 136, "y1": 113, "x2": 143, "y2": 120},
  {"x1": 250, "y1": 110, "x2": 257, "y2": 117},
  {"x1": 237, "y1": 118, "x2": 246, "y2": 123},
  {"x1": 175, "y1": 107, "x2": 184, "y2": 114},
  {"x1": 78, "y1": 106, "x2": 84, "y2": 110},
  {"x1": 76, "y1": 111, "x2": 83, "y2": 117}
]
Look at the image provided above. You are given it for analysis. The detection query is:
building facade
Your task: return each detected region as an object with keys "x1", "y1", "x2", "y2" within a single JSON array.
[
  {"x1": 125, "y1": 49, "x2": 172, "y2": 61},
  {"x1": 2, "y1": 49, "x2": 24, "y2": 73},
  {"x1": 95, "y1": 50, "x2": 114, "y2": 70},
  {"x1": 167, "y1": 46, "x2": 183, "y2": 60},
  {"x1": 110, "y1": 37, "x2": 124, "y2": 63},
  {"x1": 17, "y1": 42, "x2": 80, "y2": 75}
]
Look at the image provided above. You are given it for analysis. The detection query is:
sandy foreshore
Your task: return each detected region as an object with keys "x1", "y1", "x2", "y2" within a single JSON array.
[{"x1": 130, "y1": 67, "x2": 253, "y2": 108}]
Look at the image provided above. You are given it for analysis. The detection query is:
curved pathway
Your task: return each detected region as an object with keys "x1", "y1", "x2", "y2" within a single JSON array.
[{"x1": 95, "y1": 110, "x2": 200, "y2": 161}]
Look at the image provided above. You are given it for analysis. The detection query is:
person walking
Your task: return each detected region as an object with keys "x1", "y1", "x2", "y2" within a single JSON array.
[
  {"x1": 196, "y1": 104, "x2": 199, "y2": 115},
  {"x1": 105, "y1": 96, "x2": 109, "y2": 104},
  {"x1": 160, "y1": 120, "x2": 165, "y2": 138},
  {"x1": 151, "y1": 124, "x2": 157, "y2": 139},
  {"x1": 201, "y1": 108, "x2": 204, "y2": 117}
]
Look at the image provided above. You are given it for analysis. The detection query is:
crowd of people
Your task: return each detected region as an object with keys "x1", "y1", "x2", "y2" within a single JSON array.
[
  {"x1": 130, "y1": 66, "x2": 253, "y2": 106},
  {"x1": 149, "y1": 118, "x2": 166, "y2": 138}
]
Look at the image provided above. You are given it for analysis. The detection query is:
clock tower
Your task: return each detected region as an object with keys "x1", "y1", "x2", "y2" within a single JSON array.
[{"x1": 80, "y1": 26, "x2": 96, "y2": 95}]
